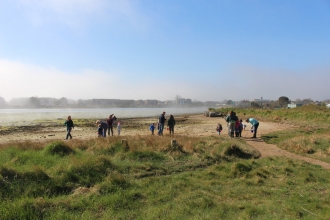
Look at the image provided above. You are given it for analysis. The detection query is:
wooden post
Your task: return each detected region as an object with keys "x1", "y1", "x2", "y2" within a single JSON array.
[{"x1": 171, "y1": 139, "x2": 177, "y2": 147}]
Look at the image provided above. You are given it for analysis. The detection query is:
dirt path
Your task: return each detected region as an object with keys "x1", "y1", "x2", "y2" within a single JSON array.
[
  {"x1": 183, "y1": 115, "x2": 330, "y2": 170},
  {"x1": 1, "y1": 114, "x2": 330, "y2": 170}
]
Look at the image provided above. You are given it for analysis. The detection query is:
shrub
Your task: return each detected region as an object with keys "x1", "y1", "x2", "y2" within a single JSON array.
[{"x1": 44, "y1": 141, "x2": 74, "y2": 156}]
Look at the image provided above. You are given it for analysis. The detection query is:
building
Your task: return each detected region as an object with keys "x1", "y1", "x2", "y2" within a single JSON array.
[{"x1": 287, "y1": 102, "x2": 302, "y2": 108}]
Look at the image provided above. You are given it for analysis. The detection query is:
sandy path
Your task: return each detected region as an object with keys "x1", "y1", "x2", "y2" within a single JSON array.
[{"x1": 1, "y1": 114, "x2": 330, "y2": 170}]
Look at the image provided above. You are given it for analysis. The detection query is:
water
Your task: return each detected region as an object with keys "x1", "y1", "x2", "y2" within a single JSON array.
[{"x1": 0, "y1": 107, "x2": 206, "y2": 125}]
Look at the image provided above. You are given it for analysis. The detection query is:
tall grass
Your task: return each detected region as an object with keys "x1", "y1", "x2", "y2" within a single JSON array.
[{"x1": 0, "y1": 135, "x2": 330, "y2": 219}]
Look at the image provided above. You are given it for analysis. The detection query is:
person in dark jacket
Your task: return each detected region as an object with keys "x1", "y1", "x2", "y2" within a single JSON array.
[
  {"x1": 158, "y1": 111, "x2": 166, "y2": 135},
  {"x1": 167, "y1": 115, "x2": 176, "y2": 135},
  {"x1": 106, "y1": 114, "x2": 114, "y2": 136},
  {"x1": 64, "y1": 115, "x2": 74, "y2": 140},
  {"x1": 225, "y1": 111, "x2": 238, "y2": 137},
  {"x1": 96, "y1": 120, "x2": 108, "y2": 137}
]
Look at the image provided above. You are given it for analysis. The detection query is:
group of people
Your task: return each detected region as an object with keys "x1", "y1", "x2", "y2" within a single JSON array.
[
  {"x1": 149, "y1": 111, "x2": 176, "y2": 136},
  {"x1": 64, "y1": 110, "x2": 259, "y2": 140},
  {"x1": 223, "y1": 110, "x2": 259, "y2": 138},
  {"x1": 96, "y1": 114, "x2": 121, "y2": 137}
]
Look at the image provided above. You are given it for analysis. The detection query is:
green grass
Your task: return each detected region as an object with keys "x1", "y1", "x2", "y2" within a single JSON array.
[
  {"x1": 0, "y1": 136, "x2": 330, "y2": 219},
  {"x1": 218, "y1": 105, "x2": 330, "y2": 127}
]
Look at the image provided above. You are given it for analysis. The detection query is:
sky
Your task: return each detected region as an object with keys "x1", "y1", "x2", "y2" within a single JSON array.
[{"x1": 0, "y1": 0, "x2": 330, "y2": 102}]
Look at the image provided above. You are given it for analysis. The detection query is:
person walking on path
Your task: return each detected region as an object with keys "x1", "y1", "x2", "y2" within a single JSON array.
[
  {"x1": 158, "y1": 111, "x2": 166, "y2": 135},
  {"x1": 64, "y1": 116, "x2": 74, "y2": 140},
  {"x1": 246, "y1": 118, "x2": 259, "y2": 138},
  {"x1": 167, "y1": 115, "x2": 176, "y2": 135},
  {"x1": 225, "y1": 111, "x2": 238, "y2": 137},
  {"x1": 106, "y1": 114, "x2": 114, "y2": 136}
]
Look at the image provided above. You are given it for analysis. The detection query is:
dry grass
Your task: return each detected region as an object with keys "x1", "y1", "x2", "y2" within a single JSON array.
[{"x1": 281, "y1": 133, "x2": 330, "y2": 157}]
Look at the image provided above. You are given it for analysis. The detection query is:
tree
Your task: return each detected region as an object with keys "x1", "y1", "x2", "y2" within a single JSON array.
[
  {"x1": 302, "y1": 98, "x2": 313, "y2": 105},
  {"x1": 278, "y1": 96, "x2": 290, "y2": 107},
  {"x1": 226, "y1": 100, "x2": 233, "y2": 105}
]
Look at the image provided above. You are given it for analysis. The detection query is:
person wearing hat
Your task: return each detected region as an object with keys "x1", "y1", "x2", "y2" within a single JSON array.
[{"x1": 246, "y1": 118, "x2": 259, "y2": 138}]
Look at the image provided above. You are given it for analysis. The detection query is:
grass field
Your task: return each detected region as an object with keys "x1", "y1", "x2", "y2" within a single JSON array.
[{"x1": 1, "y1": 134, "x2": 330, "y2": 219}]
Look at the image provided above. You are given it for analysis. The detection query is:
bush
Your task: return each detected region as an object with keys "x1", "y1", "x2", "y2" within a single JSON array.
[{"x1": 44, "y1": 142, "x2": 74, "y2": 156}]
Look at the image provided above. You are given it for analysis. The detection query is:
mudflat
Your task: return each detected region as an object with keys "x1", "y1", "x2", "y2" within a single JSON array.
[
  {"x1": 0, "y1": 114, "x2": 291, "y2": 143},
  {"x1": 2, "y1": 113, "x2": 330, "y2": 170}
]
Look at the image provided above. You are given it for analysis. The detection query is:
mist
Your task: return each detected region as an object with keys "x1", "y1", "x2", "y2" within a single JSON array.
[
  {"x1": 0, "y1": 107, "x2": 207, "y2": 126},
  {"x1": 1, "y1": 59, "x2": 330, "y2": 102}
]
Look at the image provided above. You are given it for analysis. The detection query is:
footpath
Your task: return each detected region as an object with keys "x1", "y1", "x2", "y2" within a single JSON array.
[{"x1": 244, "y1": 137, "x2": 330, "y2": 170}]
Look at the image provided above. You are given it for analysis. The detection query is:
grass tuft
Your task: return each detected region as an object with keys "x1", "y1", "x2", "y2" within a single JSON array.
[{"x1": 44, "y1": 141, "x2": 74, "y2": 156}]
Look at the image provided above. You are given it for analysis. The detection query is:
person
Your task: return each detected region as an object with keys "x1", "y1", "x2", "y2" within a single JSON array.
[
  {"x1": 158, "y1": 111, "x2": 166, "y2": 135},
  {"x1": 97, "y1": 124, "x2": 103, "y2": 137},
  {"x1": 225, "y1": 111, "x2": 238, "y2": 137},
  {"x1": 238, "y1": 119, "x2": 243, "y2": 137},
  {"x1": 96, "y1": 120, "x2": 108, "y2": 137},
  {"x1": 149, "y1": 123, "x2": 155, "y2": 135},
  {"x1": 106, "y1": 114, "x2": 114, "y2": 136},
  {"x1": 235, "y1": 119, "x2": 240, "y2": 137},
  {"x1": 243, "y1": 124, "x2": 247, "y2": 131},
  {"x1": 167, "y1": 115, "x2": 176, "y2": 135},
  {"x1": 246, "y1": 118, "x2": 259, "y2": 138},
  {"x1": 216, "y1": 123, "x2": 222, "y2": 135},
  {"x1": 117, "y1": 122, "x2": 121, "y2": 135},
  {"x1": 64, "y1": 116, "x2": 74, "y2": 140}
]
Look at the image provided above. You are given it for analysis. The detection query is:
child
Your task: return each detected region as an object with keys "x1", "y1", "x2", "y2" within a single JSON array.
[
  {"x1": 97, "y1": 124, "x2": 103, "y2": 137},
  {"x1": 238, "y1": 119, "x2": 243, "y2": 137},
  {"x1": 117, "y1": 122, "x2": 121, "y2": 136},
  {"x1": 149, "y1": 123, "x2": 155, "y2": 135},
  {"x1": 235, "y1": 120, "x2": 240, "y2": 137},
  {"x1": 216, "y1": 123, "x2": 222, "y2": 135}
]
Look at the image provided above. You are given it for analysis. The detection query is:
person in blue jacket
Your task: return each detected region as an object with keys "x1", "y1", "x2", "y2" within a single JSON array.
[
  {"x1": 149, "y1": 123, "x2": 155, "y2": 135},
  {"x1": 246, "y1": 118, "x2": 259, "y2": 138}
]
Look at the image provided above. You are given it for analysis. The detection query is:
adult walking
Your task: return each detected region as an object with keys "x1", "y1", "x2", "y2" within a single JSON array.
[
  {"x1": 158, "y1": 111, "x2": 166, "y2": 135},
  {"x1": 106, "y1": 114, "x2": 114, "y2": 136},
  {"x1": 64, "y1": 115, "x2": 74, "y2": 140},
  {"x1": 167, "y1": 114, "x2": 176, "y2": 135},
  {"x1": 225, "y1": 111, "x2": 238, "y2": 137},
  {"x1": 246, "y1": 118, "x2": 259, "y2": 138}
]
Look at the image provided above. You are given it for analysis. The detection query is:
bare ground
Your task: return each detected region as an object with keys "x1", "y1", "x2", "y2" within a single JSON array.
[{"x1": 1, "y1": 114, "x2": 330, "y2": 170}]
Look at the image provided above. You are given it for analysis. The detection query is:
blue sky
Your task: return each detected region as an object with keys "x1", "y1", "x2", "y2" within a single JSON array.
[{"x1": 0, "y1": 0, "x2": 329, "y2": 102}]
